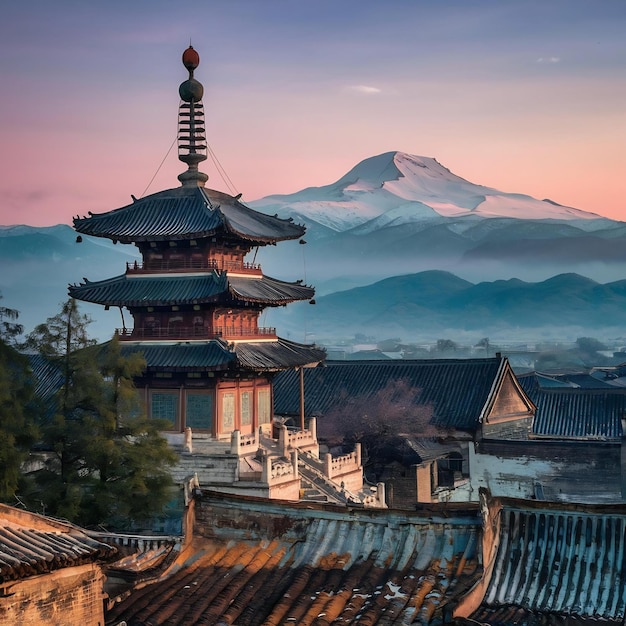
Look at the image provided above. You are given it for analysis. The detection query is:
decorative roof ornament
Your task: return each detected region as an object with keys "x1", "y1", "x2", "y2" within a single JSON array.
[{"x1": 178, "y1": 46, "x2": 209, "y2": 187}]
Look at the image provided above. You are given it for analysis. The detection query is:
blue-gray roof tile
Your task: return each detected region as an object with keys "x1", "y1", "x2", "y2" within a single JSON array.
[
  {"x1": 69, "y1": 273, "x2": 313, "y2": 307},
  {"x1": 273, "y1": 358, "x2": 507, "y2": 431},
  {"x1": 73, "y1": 186, "x2": 304, "y2": 244}
]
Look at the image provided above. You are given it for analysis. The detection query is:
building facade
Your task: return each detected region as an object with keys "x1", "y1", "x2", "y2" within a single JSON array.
[{"x1": 70, "y1": 47, "x2": 324, "y2": 439}]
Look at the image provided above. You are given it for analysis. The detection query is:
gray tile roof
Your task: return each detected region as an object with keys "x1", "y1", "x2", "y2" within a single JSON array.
[
  {"x1": 531, "y1": 390, "x2": 625, "y2": 440},
  {"x1": 27, "y1": 354, "x2": 64, "y2": 402},
  {"x1": 273, "y1": 357, "x2": 506, "y2": 431},
  {"x1": 0, "y1": 505, "x2": 115, "y2": 582},
  {"x1": 121, "y1": 338, "x2": 325, "y2": 372},
  {"x1": 69, "y1": 272, "x2": 313, "y2": 307},
  {"x1": 474, "y1": 497, "x2": 626, "y2": 622},
  {"x1": 120, "y1": 341, "x2": 235, "y2": 371},
  {"x1": 234, "y1": 338, "x2": 326, "y2": 371},
  {"x1": 108, "y1": 493, "x2": 481, "y2": 625},
  {"x1": 520, "y1": 373, "x2": 626, "y2": 441},
  {"x1": 73, "y1": 186, "x2": 305, "y2": 244}
]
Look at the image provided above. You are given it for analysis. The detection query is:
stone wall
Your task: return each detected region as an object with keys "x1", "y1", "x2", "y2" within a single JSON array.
[
  {"x1": 471, "y1": 439, "x2": 623, "y2": 503},
  {"x1": 0, "y1": 564, "x2": 105, "y2": 626}
]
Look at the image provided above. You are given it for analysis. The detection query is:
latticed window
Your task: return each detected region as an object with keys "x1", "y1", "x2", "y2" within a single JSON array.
[
  {"x1": 151, "y1": 391, "x2": 178, "y2": 429},
  {"x1": 222, "y1": 392, "x2": 235, "y2": 430},
  {"x1": 258, "y1": 389, "x2": 271, "y2": 425},
  {"x1": 186, "y1": 392, "x2": 213, "y2": 431},
  {"x1": 241, "y1": 391, "x2": 252, "y2": 426}
]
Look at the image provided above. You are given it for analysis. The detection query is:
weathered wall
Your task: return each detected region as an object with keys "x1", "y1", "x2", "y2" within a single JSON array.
[
  {"x1": 380, "y1": 464, "x2": 418, "y2": 509},
  {"x1": 416, "y1": 462, "x2": 434, "y2": 503},
  {"x1": 0, "y1": 564, "x2": 105, "y2": 626},
  {"x1": 471, "y1": 440, "x2": 623, "y2": 503},
  {"x1": 482, "y1": 416, "x2": 533, "y2": 440}
]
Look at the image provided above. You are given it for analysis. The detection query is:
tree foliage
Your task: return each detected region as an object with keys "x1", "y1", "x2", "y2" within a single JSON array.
[
  {"x1": 0, "y1": 339, "x2": 39, "y2": 501},
  {"x1": 25, "y1": 300, "x2": 176, "y2": 528},
  {"x1": 0, "y1": 291, "x2": 24, "y2": 345},
  {"x1": 436, "y1": 338, "x2": 458, "y2": 353},
  {"x1": 575, "y1": 336, "x2": 608, "y2": 356},
  {"x1": 318, "y1": 379, "x2": 448, "y2": 481}
]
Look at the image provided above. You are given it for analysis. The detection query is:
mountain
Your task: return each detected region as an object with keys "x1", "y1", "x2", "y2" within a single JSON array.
[
  {"x1": 267, "y1": 271, "x2": 626, "y2": 344},
  {"x1": 3, "y1": 151, "x2": 626, "y2": 343},
  {"x1": 253, "y1": 152, "x2": 600, "y2": 231},
  {"x1": 0, "y1": 225, "x2": 138, "y2": 341},
  {"x1": 251, "y1": 152, "x2": 626, "y2": 286}
]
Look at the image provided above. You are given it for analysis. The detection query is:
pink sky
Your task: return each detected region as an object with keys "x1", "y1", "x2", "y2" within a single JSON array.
[{"x1": 1, "y1": 1, "x2": 625, "y2": 226}]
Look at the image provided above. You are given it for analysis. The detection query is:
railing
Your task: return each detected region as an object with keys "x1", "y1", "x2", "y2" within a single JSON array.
[
  {"x1": 115, "y1": 326, "x2": 276, "y2": 341},
  {"x1": 126, "y1": 259, "x2": 262, "y2": 274}
]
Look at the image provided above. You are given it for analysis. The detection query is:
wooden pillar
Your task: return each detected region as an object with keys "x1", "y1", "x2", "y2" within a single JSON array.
[{"x1": 299, "y1": 366, "x2": 305, "y2": 431}]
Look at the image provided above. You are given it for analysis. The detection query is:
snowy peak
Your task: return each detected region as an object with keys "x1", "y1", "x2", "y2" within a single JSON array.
[{"x1": 251, "y1": 151, "x2": 604, "y2": 233}]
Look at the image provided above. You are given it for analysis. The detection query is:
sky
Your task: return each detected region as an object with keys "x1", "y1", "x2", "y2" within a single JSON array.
[{"x1": 1, "y1": 0, "x2": 625, "y2": 226}]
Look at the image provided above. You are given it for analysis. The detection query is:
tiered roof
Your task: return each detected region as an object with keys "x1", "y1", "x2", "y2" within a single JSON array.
[
  {"x1": 120, "y1": 338, "x2": 326, "y2": 372},
  {"x1": 69, "y1": 273, "x2": 314, "y2": 307},
  {"x1": 69, "y1": 46, "x2": 323, "y2": 372},
  {"x1": 73, "y1": 186, "x2": 305, "y2": 244}
]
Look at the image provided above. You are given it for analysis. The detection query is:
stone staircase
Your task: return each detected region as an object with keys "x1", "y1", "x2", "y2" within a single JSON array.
[{"x1": 298, "y1": 452, "x2": 354, "y2": 505}]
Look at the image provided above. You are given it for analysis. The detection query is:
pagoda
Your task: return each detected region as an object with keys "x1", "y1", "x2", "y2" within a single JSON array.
[{"x1": 70, "y1": 46, "x2": 325, "y2": 439}]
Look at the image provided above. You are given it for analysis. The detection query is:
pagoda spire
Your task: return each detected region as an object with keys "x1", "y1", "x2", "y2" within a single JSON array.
[{"x1": 177, "y1": 46, "x2": 209, "y2": 187}]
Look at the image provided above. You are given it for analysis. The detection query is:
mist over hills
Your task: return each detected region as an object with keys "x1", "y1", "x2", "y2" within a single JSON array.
[
  {"x1": 2, "y1": 151, "x2": 626, "y2": 344},
  {"x1": 267, "y1": 271, "x2": 626, "y2": 345},
  {"x1": 251, "y1": 151, "x2": 626, "y2": 287}
]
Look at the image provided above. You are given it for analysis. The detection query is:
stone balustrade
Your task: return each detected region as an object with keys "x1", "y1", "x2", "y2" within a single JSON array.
[
  {"x1": 230, "y1": 429, "x2": 260, "y2": 456},
  {"x1": 324, "y1": 443, "x2": 362, "y2": 479},
  {"x1": 263, "y1": 450, "x2": 299, "y2": 485},
  {"x1": 278, "y1": 418, "x2": 319, "y2": 457}
]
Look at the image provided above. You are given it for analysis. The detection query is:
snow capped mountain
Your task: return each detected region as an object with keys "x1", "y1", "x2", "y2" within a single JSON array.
[{"x1": 251, "y1": 151, "x2": 603, "y2": 232}]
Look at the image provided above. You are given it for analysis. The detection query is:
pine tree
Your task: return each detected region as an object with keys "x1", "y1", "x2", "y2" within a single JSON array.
[
  {"x1": 0, "y1": 339, "x2": 39, "y2": 500},
  {"x1": 0, "y1": 291, "x2": 24, "y2": 345},
  {"x1": 26, "y1": 300, "x2": 176, "y2": 528}
]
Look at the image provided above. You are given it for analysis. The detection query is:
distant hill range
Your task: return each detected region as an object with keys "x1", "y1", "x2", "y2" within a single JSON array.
[
  {"x1": 2, "y1": 151, "x2": 626, "y2": 342},
  {"x1": 272, "y1": 270, "x2": 626, "y2": 344},
  {"x1": 251, "y1": 151, "x2": 626, "y2": 290}
]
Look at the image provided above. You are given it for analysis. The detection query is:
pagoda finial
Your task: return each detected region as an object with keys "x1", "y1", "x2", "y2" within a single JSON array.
[{"x1": 178, "y1": 45, "x2": 208, "y2": 187}]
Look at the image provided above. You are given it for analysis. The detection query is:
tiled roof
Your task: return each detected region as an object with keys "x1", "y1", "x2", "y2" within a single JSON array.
[
  {"x1": 273, "y1": 357, "x2": 505, "y2": 430},
  {"x1": 519, "y1": 373, "x2": 626, "y2": 441},
  {"x1": 518, "y1": 372, "x2": 576, "y2": 392},
  {"x1": 0, "y1": 505, "x2": 115, "y2": 582},
  {"x1": 70, "y1": 272, "x2": 227, "y2": 307},
  {"x1": 228, "y1": 274, "x2": 314, "y2": 303},
  {"x1": 73, "y1": 186, "x2": 304, "y2": 244},
  {"x1": 120, "y1": 338, "x2": 325, "y2": 372},
  {"x1": 234, "y1": 338, "x2": 326, "y2": 370},
  {"x1": 107, "y1": 495, "x2": 481, "y2": 625},
  {"x1": 26, "y1": 354, "x2": 64, "y2": 402},
  {"x1": 470, "y1": 496, "x2": 626, "y2": 622},
  {"x1": 120, "y1": 341, "x2": 235, "y2": 371},
  {"x1": 555, "y1": 372, "x2": 618, "y2": 389},
  {"x1": 69, "y1": 272, "x2": 313, "y2": 307},
  {"x1": 532, "y1": 390, "x2": 625, "y2": 440}
]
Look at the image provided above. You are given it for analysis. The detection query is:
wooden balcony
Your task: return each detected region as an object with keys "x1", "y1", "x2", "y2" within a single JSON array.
[
  {"x1": 126, "y1": 259, "x2": 262, "y2": 275},
  {"x1": 115, "y1": 326, "x2": 277, "y2": 341}
]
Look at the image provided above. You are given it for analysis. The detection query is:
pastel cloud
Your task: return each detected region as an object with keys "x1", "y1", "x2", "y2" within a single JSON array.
[{"x1": 346, "y1": 85, "x2": 382, "y2": 95}]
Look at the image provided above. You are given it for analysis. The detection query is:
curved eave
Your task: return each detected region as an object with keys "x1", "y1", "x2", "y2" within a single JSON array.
[
  {"x1": 228, "y1": 274, "x2": 315, "y2": 305},
  {"x1": 234, "y1": 337, "x2": 326, "y2": 371},
  {"x1": 120, "y1": 341, "x2": 235, "y2": 372},
  {"x1": 69, "y1": 273, "x2": 228, "y2": 307},
  {"x1": 73, "y1": 186, "x2": 305, "y2": 244}
]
